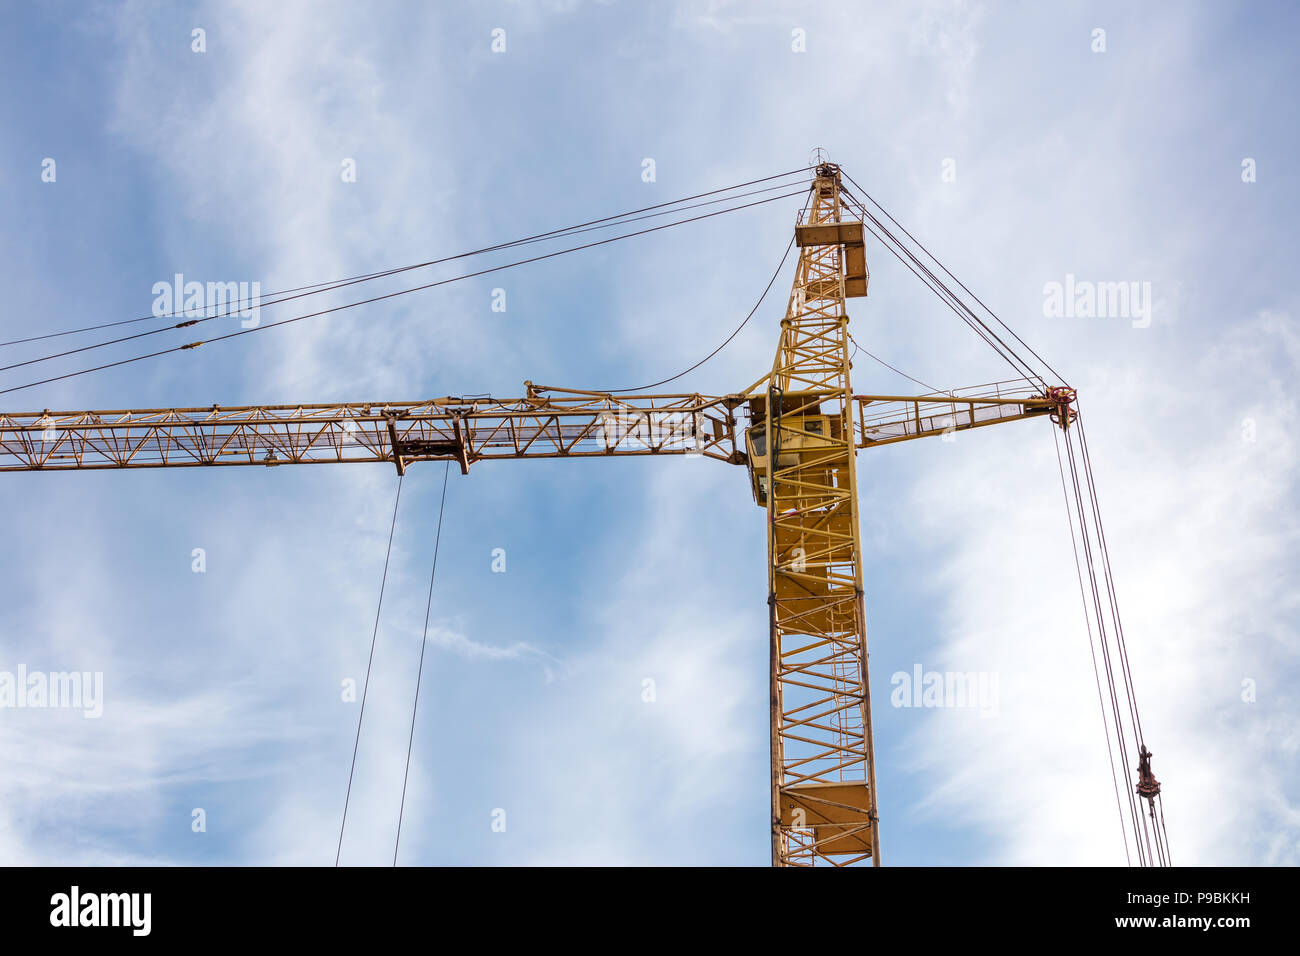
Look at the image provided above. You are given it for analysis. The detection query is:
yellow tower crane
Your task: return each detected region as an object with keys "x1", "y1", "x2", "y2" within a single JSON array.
[{"x1": 0, "y1": 162, "x2": 1082, "y2": 866}]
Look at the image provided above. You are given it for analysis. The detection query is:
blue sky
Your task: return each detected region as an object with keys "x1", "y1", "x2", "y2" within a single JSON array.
[{"x1": 0, "y1": 0, "x2": 1296, "y2": 865}]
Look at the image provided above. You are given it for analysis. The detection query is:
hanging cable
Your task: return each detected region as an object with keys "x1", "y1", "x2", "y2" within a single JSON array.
[
  {"x1": 1, "y1": 183, "x2": 808, "y2": 374},
  {"x1": 1053, "y1": 425, "x2": 1131, "y2": 865},
  {"x1": 847, "y1": 330, "x2": 939, "y2": 393},
  {"x1": 1049, "y1": 402, "x2": 1169, "y2": 866},
  {"x1": 1076, "y1": 411, "x2": 1170, "y2": 866},
  {"x1": 393, "y1": 460, "x2": 451, "y2": 866},
  {"x1": 1, "y1": 188, "x2": 805, "y2": 396},
  {"x1": 0, "y1": 168, "x2": 812, "y2": 351},
  {"x1": 3, "y1": 181, "x2": 803, "y2": 373},
  {"x1": 2, "y1": 181, "x2": 813, "y2": 373},
  {"x1": 596, "y1": 234, "x2": 798, "y2": 393},
  {"x1": 1063, "y1": 420, "x2": 1148, "y2": 862},
  {"x1": 335, "y1": 474, "x2": 404, "y2": 867}
]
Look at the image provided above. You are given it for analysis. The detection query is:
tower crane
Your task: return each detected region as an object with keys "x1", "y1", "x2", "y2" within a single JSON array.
[{"x1": 0, "y1": 161, "x2": 1162, "y2": 867}]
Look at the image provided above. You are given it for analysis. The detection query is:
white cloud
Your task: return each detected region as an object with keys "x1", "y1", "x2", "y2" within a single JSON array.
[{"x1": 898, "y1": 310, "x2": 1299, "y2": 864}]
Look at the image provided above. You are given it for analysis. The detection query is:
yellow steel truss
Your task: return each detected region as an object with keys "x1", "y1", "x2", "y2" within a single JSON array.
[
  {"x1": 0, "y1": 387, "x2": 1056, "y2": 475},
  {"x1": 757, "y1": 163, "x2": 880, "y2": 866}
]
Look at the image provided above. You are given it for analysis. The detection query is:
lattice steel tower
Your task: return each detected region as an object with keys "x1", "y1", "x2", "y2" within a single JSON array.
[{"x1": 744, "y1": 162, "x2": 878, "y2": 865}]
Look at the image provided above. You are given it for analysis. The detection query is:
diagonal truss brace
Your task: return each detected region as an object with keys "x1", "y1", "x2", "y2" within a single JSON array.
[{"x1": 0, "y1": 384, "x2": 1059, "y2": 474}]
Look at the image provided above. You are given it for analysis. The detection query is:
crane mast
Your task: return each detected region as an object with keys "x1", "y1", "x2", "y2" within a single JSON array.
[
  {"x1": 755, "y1": 162, "x2": 877, "y2": 865},
  {"x1": 0, "y1": 161, "x2": 1079, "y2": 866}
]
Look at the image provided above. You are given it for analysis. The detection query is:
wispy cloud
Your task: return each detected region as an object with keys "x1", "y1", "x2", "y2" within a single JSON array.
[{"x1": 1, "y1": 0, "x2": 1294, "y2": 868}]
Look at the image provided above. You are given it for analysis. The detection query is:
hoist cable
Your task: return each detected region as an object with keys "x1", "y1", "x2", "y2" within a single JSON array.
[
  {"x1": 1061, "y1": 423, "x2": 1142, "y2": 859},
  {"x1": 394, "y1": 459, "x2": 451, "y2": 866},
  {"x1": 1076, "y1": 412, "x2": 1170, "y2": 866},
  {"x1": 1071, "y1": 424, "x2": 1148, "y2": 861},
  {"x1": 1060, "y1": 415, "x2": 1171, "y2": 865},
  {"x1": 335, "y1": 474, "x2": 404, "y2": 867},
  {"x1": 1157, "y1": 793, "x2": 1172, "y2": 866},
  {"x1": 1078, "y1": 414, "x2": 1146, "y2": 746},
  {"x1": 1063, "y1": 425, "x2": 1148, "y2": 863},
  {"x1": 1052, "y1": 424, "x2": 1131, "y2": 866}
]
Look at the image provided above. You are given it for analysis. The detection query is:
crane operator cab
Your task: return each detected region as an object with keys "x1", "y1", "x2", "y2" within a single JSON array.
[{"x1": 744, "y1": 391, "x2": 842, "y2": 509}]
